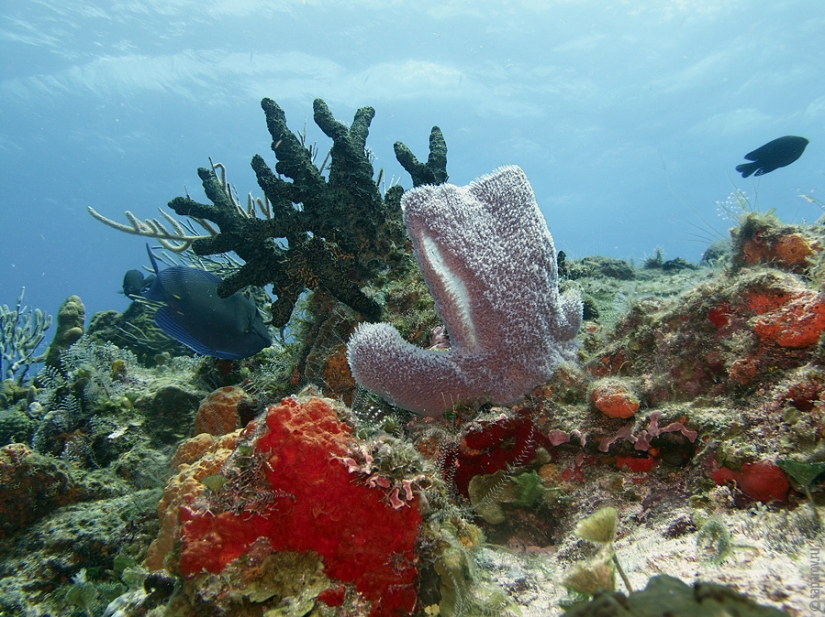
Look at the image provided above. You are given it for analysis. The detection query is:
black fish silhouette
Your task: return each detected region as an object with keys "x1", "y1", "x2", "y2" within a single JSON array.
[
  {"x1": 122, "y1": 269, "x2": 155, "y2": 297},
  {"x1": 736, "y1": 135, "x2": 809, "y2": 178},
  {"x1": 141, "y1": 246, "x2": 272, "y2": 360}
]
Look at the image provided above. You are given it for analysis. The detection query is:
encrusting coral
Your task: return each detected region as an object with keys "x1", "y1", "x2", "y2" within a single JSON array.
[
  {"x1": 0, "y1": 443, "x2": 80, "y2": 538},
  {"x1": 347, "y1": 165, "x2": 582, "y2": 416},
  {"x1": 589, "y1": 378, "x2": 640, "y2": 419}
]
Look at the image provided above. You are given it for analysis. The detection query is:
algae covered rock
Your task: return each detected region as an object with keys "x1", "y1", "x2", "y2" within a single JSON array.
[
  {"x1": 563, "y1": 574, "x2": 788, "y2": 617},
  {"x1": 0, "y1": 489, "x2": 160, "y2": 617},
  {"x1": 135, "y1": 379, "x2": 207, "y2": 445},
  {"x1": 568, "y1": 256, "x2": 635, "y2": 280},
  {"x1": 0, "y1": 408, "x2": 36, "y2": 445},
  {"x1": 44, "y1": 295, "x2": 85, "y2": 369},
  {"x1": 731, "y1": 210, "x2": 821, "y2": 272},
  {"x1": 86, "y1": 302, "x2": 191, "y2": 364},
  {"x1": 0, "y1": 443, "x2": 80, "y2": 538}
]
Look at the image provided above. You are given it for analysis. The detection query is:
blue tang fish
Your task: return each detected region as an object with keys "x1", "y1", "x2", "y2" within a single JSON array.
[{"x1": 141, "y1": 245, "x2": 272, "y2": 360}]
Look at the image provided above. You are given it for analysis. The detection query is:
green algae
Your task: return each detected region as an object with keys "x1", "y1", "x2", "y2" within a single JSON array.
[
  {"x1": 468, "y1": 469, "x2": 511, "y2": 525},
  {"x1": 563, "y1": 574, "x2": 788, "y2": 617}
]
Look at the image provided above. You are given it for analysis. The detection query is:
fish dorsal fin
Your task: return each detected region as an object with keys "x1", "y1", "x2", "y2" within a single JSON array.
[
  {"x1": 146, "y1": 244, "x2": 161, "y2": 275},
  {"x1": 141, "y1": 245, "x2": 168, "y2": 302},
  {"x1": 141, "y1": 282, "x2": 166, "y2": 303},
  {"x1": 141, "y1": 244, "x2": 223, "y2": 302}
]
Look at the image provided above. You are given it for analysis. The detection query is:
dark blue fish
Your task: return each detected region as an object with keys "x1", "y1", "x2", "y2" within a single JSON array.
[
  {"x1": 122, "y1": 269, "x2": 155, "y2": 297},
  {"x1": 736, "y1": 135, "x2": 809, "y2": 178},
  {"x1": 141, "y1": 246, "x2": 272, "y2": 360}
]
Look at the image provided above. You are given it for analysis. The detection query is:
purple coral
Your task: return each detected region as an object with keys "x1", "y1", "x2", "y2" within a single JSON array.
[{"x1": 346, "y1": 165, "x2": 582, "y2": 416}]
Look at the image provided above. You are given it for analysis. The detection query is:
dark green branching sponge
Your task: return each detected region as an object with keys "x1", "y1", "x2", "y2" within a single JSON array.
[{"x1": 168, "y1": 98, "x2": 448, "y2": 327}]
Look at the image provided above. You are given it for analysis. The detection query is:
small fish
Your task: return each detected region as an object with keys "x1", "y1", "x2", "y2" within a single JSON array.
[
  {"x1": 141, "y1": 245, "x2": 272, "y2": 360},
  {"x1": 736, "y1": 135, "x2": 809, "y2": 178},
  {"x1": 122, "y1": 269, "x2": 156, "y2": 297}
]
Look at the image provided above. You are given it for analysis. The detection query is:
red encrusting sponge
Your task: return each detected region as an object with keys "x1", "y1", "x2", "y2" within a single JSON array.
[{"x1": 177, "y1": 397, "x2": 422, "y2": 616}]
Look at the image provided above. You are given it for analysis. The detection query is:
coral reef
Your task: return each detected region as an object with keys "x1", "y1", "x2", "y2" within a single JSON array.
[
  {"x1": 134, "y1": 378, "x2": 208, "y2": 447},
  {"x1": 732, "y1": 210, "x2": 821, "y2": 272},
  {"x1": 0, "y1": 443, "x2": 80, "y2": 538},
  {"x1": 4, "y1": 231, "x2": 817, "y2": 616},
  {"x1": 143, "y1": 430, "x2": 239, "y2": 573},
  {"x1": 28, "y1": 338, "x2": 208, "y2": 460},
  {"x1": 0, "y1": 333, "x2": 212, "y2": 616},
  {"x1": 192, "y1": 385, "x2": 251, "y2": 436},
  {"x1": 10, "y1": 101, "x2": 825, "y2": 617},
  {"x1": 0, "y1": 489, "x2": 160, "y2": 616},
  {"x1": 567, "y1": 255, "x2": 636, "y2": 281},
  {"x1": 588, "y1": 267, "x2": 825, "y2": 402},
  {"x1": 347, "y1": 165, "x2": 582, "y2": 416},
  {"x1": 85, "y1": 301, "x2": 192, "y2": 365}
]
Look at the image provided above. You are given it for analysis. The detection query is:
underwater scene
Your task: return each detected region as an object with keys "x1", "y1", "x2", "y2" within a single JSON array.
[{"x1": 2, "y1": 1, "x2": 825, "y2": 616}]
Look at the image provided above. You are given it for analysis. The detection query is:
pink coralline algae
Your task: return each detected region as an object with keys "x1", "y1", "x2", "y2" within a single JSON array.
[
  {"x1": 347, "y1": 166, "x2": 582, "y2": 416},
  {"x1": 598, "y1": 411, "x2": 698, "y2": 453}
]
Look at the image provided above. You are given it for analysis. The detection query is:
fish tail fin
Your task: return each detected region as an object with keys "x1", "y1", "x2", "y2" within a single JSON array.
[
  {"x1": 146, "y1": 243, "x2": 161, "y2": 275},
  {"x1": 735, "y1": 162, "x2": 758, "y2": 178}
]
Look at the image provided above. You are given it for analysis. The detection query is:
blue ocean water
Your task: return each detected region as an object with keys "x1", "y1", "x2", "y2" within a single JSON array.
[{"x1": 1, "y1": 0, "x2": 823, "y2": 326}]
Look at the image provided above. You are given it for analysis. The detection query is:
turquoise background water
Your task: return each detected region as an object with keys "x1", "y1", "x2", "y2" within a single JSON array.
[{"x1": 1, "y1": 0, "x2": 823, "y2": 321}]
